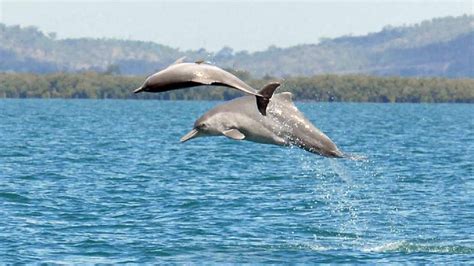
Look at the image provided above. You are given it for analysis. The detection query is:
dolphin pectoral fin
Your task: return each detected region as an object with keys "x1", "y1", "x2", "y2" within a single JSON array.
[
  {"x1": 172, "y1": 56, "x2": 186, "y2": 65},
  {"x1": 222, "y1": 129, "x2": 245, "y2": 140},
  {"x1": 256, "y1": 82, "x2": 281, "y2": 116},
  {"x1": 180, "y1": 129, "x2": 199, "y2": 142}
]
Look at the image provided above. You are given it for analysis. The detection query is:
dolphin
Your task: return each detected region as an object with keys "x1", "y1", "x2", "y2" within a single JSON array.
[
  {"x1": 134, "y1": 57, "x2": 274, "y2": 115},
  {"x1": 180, "y1": 82, "x2": 345, "y2": 158}
]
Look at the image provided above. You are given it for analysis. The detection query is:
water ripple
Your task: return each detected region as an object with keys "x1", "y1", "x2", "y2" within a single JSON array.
[{"x1": 0, "y1": 100, "x2": 473, "y2": 263}]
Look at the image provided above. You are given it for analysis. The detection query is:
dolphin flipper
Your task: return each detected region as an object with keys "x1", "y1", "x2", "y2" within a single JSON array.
[{"x1": 222, "y1": 129, "x2": 245, "y2": 140}]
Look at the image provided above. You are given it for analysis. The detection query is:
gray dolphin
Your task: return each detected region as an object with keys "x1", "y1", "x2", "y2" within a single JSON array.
[
  {"x1": 134, "y1": 57, "x2": 274, "y2": 115},
  {"x1": 180, "y1": 82, "x2": 344, "y2": 158}
]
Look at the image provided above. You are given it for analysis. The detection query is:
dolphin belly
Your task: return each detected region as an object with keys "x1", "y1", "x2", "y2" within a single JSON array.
[
  {"x1": 241, "y1": 126, "x2": 287, "y2": 146},
  {"x1": 143, "y1": 81, "x2": 203, "y2": 93}
]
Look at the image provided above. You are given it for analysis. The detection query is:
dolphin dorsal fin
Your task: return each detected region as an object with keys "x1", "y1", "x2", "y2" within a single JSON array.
[
  {"x1": 222, "y1": 129, "x2": 245, "y2": 140},
  {"x1": 172, "y1": 56, "x2": 186, "y2": 65},
  {"x1": 278, "y1": 92, "x2": 294, "y2": 103}
]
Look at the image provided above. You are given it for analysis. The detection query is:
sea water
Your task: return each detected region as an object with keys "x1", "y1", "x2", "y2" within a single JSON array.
[{"x1": 0, "y1": 99, "x2": 473, "y2": 263}]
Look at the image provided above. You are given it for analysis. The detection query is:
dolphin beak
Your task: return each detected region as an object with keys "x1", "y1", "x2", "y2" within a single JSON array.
[
  {"x1": 133, "y1": 86, "x2": 144, "y2": 94},
  {"x1": 180, "y1": 128, "x2": 200, "y2": 143}
]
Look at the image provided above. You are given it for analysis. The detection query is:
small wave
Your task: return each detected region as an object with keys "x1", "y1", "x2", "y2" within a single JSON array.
[
  {"x1": 290, "y1": 241, "x2": 331, "y2": 252},
  {"x1": 0, "y1": 192, "x2": 30, "y2": 203},
  {"x1": 306, "y1": 243, "x2": 330, "y2": 252},
  {"x1": 363, "y1": 240, "x2": 474, "y2": 254}
]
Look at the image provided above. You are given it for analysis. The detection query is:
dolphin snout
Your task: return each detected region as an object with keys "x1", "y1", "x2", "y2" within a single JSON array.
[{"x1": 180, "y1": 128, "x2": 200, "y2": 142}]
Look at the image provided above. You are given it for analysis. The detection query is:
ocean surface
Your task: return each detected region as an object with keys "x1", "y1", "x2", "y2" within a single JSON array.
[{"x1": 0, "y1": 99, "x2": 473, "y2": 263}]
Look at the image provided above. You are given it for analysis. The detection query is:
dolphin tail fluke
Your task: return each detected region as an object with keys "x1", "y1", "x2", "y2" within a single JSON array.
[
  {"x1": 256, "y1": 82, "x2": 280, "y2": 116},
  {"x1": 133, "y1": 86, "x2": 144, "y2": 94}
]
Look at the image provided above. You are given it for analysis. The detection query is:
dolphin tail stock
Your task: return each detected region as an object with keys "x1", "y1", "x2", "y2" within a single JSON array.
[{"x1": 256, "y1": 82, "x2": 281, "y2": 116}]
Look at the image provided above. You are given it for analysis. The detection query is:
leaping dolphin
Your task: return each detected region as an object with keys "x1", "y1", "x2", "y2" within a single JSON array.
[
  {"x1": 180, "y1": 82, "x2": 344, "y2": 158},
  {"x1": 134, "y1": 57, "x2": 274, "y2": 115}
]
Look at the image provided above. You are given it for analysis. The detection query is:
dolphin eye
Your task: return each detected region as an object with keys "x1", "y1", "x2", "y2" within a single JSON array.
[{"x1": 197, "y1": 123, "x2": 207, "y2": 129}]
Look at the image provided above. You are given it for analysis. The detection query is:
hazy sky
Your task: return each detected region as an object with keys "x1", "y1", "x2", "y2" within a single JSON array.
[{"x1": 0, "y1": 0, "x2": 471, "y2": 52}]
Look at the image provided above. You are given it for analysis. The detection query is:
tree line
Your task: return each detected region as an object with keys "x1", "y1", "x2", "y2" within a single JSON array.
[{"x1": 0, "y1": 72, "x2": 473, "y2": 103}]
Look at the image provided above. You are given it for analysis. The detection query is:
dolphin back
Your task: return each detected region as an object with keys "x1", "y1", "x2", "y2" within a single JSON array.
[{"x1": 165, "y1": 63, "x2": 258, "y2": 96}]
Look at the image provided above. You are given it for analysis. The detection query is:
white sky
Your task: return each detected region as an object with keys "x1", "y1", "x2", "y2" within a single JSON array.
[{"x1": 0, "y1": 0, "x2": 472, "y2": 52}]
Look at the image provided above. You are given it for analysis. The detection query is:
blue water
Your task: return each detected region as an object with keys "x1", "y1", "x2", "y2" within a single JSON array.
[{"x1": 1, "y1": 99, "x2": 473, "y2": 263}]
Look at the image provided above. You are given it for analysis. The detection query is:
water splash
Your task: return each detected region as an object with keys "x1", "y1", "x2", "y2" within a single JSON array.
[{"x1": 362, "y1": 240, "x2": 474, "y2": 254}]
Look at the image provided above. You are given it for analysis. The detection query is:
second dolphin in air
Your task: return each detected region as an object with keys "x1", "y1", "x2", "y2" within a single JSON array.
[
  {"x1": 180, "y1": 82, "x2": 344, "y2": 158},
  {"x1": 134, "y1": 57, "x2": 274, "y2": 115}
]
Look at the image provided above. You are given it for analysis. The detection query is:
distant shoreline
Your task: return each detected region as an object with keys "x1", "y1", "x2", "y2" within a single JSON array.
[{"x1": 1, "y1": 72, "x2": 473, "y2": 103}]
